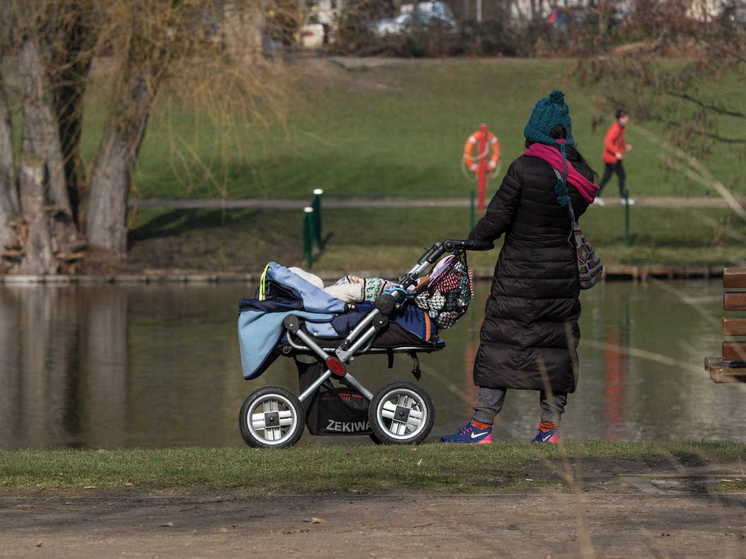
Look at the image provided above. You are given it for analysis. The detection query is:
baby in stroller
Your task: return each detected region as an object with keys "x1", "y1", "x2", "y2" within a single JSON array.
[
  {"x1": 237, "y1": 239, "x2": 492, "y2": 448},
  {"x1": 287, "y1": 257, "x2": 469, "y2": 343},
  {"x1": 285, "y1": 267, "x2": 432, "y2": 346}
]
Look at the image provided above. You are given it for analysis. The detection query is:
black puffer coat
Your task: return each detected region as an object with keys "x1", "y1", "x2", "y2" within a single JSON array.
[{"x1": 469, "y1": 148, "x2": 592, "y2": 394}]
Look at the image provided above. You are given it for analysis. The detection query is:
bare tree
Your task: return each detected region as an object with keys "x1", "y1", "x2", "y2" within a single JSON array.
[
  {"x1": 0, "y1": 2, "x2": 87, "y2": 273},
  {"x1": 577, "y1": 0, "x2": 746, "y2": 148},
  {"x1": 574, "y1": 0, "x2": 746, "y2": 214},
  {"x1": 0, "y1": 0, "x2": 279, "y2": 273},
  {"x1": 85, "y1": 1, "x2": 179, "y2": 264}
]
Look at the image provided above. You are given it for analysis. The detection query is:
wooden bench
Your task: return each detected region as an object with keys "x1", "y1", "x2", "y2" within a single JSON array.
[{"x1": 706, "y1": 268, "x2": 746, "y2": 383}]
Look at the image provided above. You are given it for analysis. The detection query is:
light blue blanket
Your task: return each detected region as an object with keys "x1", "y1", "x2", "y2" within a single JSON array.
[{"x1": 238, "y1": 309, "x2": 333, "y2": 379}]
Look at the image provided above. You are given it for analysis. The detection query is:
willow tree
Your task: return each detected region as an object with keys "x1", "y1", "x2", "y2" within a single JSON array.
[{"x1": 0, "y1": 0, "x2": 279, "y2": 273}]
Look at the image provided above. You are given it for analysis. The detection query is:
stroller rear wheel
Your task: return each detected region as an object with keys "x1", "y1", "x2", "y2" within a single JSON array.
[
  {"x1": 239, "y1": 386, "x2": 305, "y2": 448},
  {"x1": 368, "y1": 381, "x2": 434, "y2": 445}
]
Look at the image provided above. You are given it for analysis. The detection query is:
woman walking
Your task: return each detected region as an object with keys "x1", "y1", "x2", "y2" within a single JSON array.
[{"x1": 441, "y1": 90, "x2": 598, "y2": 444}]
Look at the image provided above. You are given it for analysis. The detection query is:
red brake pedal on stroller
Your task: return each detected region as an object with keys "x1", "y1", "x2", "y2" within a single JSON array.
[{"x1": 326, "y1": 357, "x2": 346, "y2": 376}]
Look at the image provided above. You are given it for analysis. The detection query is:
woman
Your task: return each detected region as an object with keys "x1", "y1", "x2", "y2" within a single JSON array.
[{"x1": 442, "y1": 90, "x2": 598, "y2": 444}]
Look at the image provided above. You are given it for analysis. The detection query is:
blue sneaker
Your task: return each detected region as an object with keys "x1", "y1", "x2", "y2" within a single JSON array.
[
  {"x1": 532, "y1": 423, "x2": 560, "y2": 444},
  {"x1": 441, "y1": 423, "x2": 493, "y2": 444}
]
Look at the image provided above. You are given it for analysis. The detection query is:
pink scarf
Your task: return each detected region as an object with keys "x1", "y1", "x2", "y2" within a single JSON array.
[{"x1": 523, "y1": 143, "x2": 599, "y2": 204}]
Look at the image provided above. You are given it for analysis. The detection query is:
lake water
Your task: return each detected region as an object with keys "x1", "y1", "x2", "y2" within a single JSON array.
[{"x1": 1, "y1": 280, "x2": 744, "y2": 449}]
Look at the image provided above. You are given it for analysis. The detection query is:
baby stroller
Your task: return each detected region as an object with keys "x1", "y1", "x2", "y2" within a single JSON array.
[{"x1": 236, "y1": 239, "x2": 493, "y2": 448}]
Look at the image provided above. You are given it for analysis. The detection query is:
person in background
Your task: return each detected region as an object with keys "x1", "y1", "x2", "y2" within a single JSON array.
[
  {"x1": 441, "y1": 90, "x2": 598, "y2": 445},
  {"x1": 597, "y1": 109, "x2": 633, "y2": 206}
]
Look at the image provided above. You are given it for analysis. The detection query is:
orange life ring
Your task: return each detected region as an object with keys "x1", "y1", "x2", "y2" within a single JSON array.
[{"x1": 463, "y1": 130, "x2": 500, "y2": 172}]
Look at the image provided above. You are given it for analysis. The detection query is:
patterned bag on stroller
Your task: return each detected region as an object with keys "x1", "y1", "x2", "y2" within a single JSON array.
[{"x1": 414, "y1": 252, "x2": 474, "y2": 329}]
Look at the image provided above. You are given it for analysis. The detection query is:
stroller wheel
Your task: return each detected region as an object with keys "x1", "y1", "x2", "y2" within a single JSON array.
[
  {"x1": 368, "y1": 381, "x2": 434, "y2": 445},
  {"x1": 239, "y1": 387, "x2": 305, "y2": 448}
]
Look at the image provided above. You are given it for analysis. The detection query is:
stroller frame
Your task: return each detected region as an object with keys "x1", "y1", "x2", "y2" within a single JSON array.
[{"x1": 238, "y1": 239, "x2": 493, "y2": 448}]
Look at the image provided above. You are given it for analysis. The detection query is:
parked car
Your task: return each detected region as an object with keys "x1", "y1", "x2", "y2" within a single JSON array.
[
  {"x1": 371, "y1": 1, "x2": 456, "y2": 36},
  {"x1": 299, "y1": 15, "x2": 326, "y2": 48},
  {"x1": 546, "y1": 6, "x2": 592, "y2": 29}
]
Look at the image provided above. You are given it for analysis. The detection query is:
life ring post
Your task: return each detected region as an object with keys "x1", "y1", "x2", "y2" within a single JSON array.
[{"x1": 463, "y1": 124, "x2": 500, "y2": 211}]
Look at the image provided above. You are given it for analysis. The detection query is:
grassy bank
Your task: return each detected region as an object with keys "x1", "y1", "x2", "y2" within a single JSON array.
[
  {"x1": 85, "y1": 58, "x2": 746, "y2": 201},
  {"x1": 2, "y1": 442, "x2": 745, "y2": 494},
  {"x1": 127, "y1": 206, "x2": 746, "y2": 273}
]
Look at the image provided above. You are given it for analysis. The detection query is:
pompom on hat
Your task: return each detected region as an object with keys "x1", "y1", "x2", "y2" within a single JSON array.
[{"x1": 523, "y1": 90, "x2": 575, "y2": 146}]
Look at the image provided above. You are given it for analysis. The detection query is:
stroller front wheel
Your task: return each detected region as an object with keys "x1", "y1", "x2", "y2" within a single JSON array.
[
  {"x1": 369, "y1": 381, "x2": 434, "y2": 445},
  {"x1": 239, "y1": 386, "x2": 305, "y2": 448}
]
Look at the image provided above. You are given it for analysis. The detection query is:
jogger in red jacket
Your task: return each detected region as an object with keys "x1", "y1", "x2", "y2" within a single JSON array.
[{"x1": 597, "y1": 110, "x2": 633, "y2": 205}]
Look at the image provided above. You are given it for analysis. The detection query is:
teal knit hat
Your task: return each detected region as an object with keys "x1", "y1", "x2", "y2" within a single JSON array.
[{"x1": 523, "y1": 90, "x2": 574, "y2": 146}]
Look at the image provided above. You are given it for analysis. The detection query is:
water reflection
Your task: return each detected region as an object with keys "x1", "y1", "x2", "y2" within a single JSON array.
[
  {"x1": 0, "y1": 281, "x2": 744, "y2": 449},
  {"x1": 603, "y1": 326, "x2": 627, "y2": 440},
  {"x1": 0, "y1": 286, "x2": 127, "y2": 449}
]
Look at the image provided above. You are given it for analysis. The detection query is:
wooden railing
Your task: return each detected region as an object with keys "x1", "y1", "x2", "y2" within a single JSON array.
[{"x1": 706, "y1": 268, "x2": 746, "y2": 383}]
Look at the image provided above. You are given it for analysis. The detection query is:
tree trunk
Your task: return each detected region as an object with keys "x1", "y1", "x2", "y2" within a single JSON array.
[
  {"x1": 86, "y1": 71, "x2": 158, "y2": 264},
  {"x1": 0, "y1": 0, "x2": 19, "y2": 259},
  {"x1": 0, "y1": 78, "x2": 20, "y2": 255},
  {"x1": 17, "y1": 36, "x2": 83, "y2": 272},
  {"x1": 86, "y1": 0, "x2": 186, "y2": 266},
  {"x1": 19, "y1": 38, "x2": 75, "y2": 226},
  {"x1": 17, "y1": 158, "x2": 56, "y2": 274}
]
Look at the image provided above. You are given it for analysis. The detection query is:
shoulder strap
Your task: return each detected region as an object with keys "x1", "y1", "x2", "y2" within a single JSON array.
[
  {"x1": 553, "y1": 169, "x2": 579, "y2": 228},
  {"x1": 567, "y1": 199, "x2": 579, "y2": 228}
]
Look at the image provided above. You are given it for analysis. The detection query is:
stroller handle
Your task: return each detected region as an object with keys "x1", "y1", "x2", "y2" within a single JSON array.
[
  {"x1": 419, "y1": 239, "x2": 494, "y2": 264},
  {"x1": 399, "y1": 239, "x2": 494, "y2": 289},
  {"x1": 443, "y1": 239, "x2": 494, "y2": 252}
]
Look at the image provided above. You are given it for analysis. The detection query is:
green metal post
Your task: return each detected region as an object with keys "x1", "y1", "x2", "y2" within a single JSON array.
[
  {"x1": 624, "y1": 192, "x2": 631, "y2": 246},
  {"x1": 303, "y1": 206, "x2": 314, "y2": 268},
  {"x1": 312, "y1": 188, "x2": 323, "y2": 249},
  {"x1": 469, "y1": 189, "x2": 476, "y2": 231}
]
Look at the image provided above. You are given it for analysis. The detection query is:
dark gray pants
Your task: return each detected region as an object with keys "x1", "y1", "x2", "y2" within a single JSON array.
[
  {"x1": 473, "y1": 387, "x2": 567, "y2": 425},
  {"x1": 598, "y1": 161, "x2": 627, "y2": 197}
]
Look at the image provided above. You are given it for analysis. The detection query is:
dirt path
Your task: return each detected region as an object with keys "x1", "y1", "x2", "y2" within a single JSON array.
[{"x1": 2, "y1": 484, "x2": 745, "y2": 558}]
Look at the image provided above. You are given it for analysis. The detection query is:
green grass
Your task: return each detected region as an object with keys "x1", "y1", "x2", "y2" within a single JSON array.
[
  {"x1": 81, "y1": 58, "x2": 746, "y2": 201},
  {"x1": 719, "y1": 480, "x2": 746, "y2": 492},
  {"x1": 127, "y1": 206, "x2": 746, "y2": 273},
  {"x1": 2, "y1": 442, "x2": 744, "y2": 494}
]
